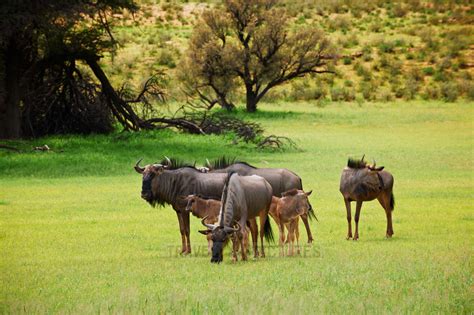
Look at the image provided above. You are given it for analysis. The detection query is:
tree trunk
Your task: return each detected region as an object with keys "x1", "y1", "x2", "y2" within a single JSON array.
[
  {"x1": 218, "y1": 97, "x2": 235, "y2": 111},
  {"x1": 0, "y1": 41, "x2": 22, "y2": 139},
  {"x1": 246, "y1": 87, "x2": 257, "y2": 112}
]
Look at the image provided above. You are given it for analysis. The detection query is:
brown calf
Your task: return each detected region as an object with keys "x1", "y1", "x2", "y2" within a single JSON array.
[
  {"x1": 186, "y1": 194, "x2": 251, "y2": 257},
  {"x1": 185, "y1": 195, "x2": 221, "y2": 255},
  {"x1": 269, "y1": 189, "x2": 312, "y2": 256}
]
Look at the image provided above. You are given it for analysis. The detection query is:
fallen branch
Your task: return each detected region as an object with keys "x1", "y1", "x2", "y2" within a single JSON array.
[
  {"x1": 257, "y1": 135, "x2": 297, "y2": 150},
  {"x1": 0, "y1": 144, "x2": 21, "y2": 152}
]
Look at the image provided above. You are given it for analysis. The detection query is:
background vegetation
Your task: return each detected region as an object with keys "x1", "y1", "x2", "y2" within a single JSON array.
[
  {"x1": 101, "y1": 0, "x2": 473, "y2": 105},
  {"x1": 1, "y1": 101, "x2": 473, "y2": 313}
]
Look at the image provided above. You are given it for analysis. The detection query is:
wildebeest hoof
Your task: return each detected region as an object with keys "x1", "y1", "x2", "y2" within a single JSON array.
[
  {"x1": 346, "y1": 236, "x2": 352, "y2": 240},
  {"x1": 307, "y1": 239, "x2": 313, "y2": 244}
]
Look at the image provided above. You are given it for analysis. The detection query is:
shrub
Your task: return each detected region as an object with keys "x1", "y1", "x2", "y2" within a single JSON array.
[
  {"x1": 440, "y1": 82, "x2": 459, "y2": 102},
  {"x1": 343, "y1": 57, "x2": 352, "y2": 65},
  {"x1": 423, "y1": 67, "x2": 435, "y2": 76},
  {"x1": 421, "y1": 84, "x2": 440, "y2": 100},
  {"x1": 330, "y1": 86, "x2": 355, "y2": 102},
  {"x1": 359, "y1": 81, "x2": 375, "y2": 101},
  {"x1": 157, "y1": 50, "x2": 176, "y2": 68},
  {"x1": 378, "y1": 40, "x2": 396, "y2": 53}
]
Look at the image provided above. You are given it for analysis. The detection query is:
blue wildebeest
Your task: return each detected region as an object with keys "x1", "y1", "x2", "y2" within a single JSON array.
[
  {"x1": 201, "y1": 172, "x2": 274, "y2": 263},
  {"x1": 269, "y1": 189, "x2": 312, "y2": 256},
  {"x1": 206, "y1": 157, "x2": 316, "y2": 243},
  {"x1": 134, "y1": 159, "x2": 227, "y2": 254},
  {"x1": 340, "y1": 156, "x2": 395, "y2": 240}
]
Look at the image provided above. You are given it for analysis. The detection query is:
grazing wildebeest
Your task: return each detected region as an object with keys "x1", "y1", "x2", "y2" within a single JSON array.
[
  {"x1": 206, "y1": 157, "x2": 316, "y2": 243},
  {"x1": 201, "y1": 172, "x2": 274, "y2": 263},
  {"x1": 134, "y1": 159, "x2": 228, "y2": 254},
  {"x1": 339, "y1": 156, "x2": 395, "y2": 240},
  {"x1": 269, "y1": 189, "x2": 312, "y2": 256}
]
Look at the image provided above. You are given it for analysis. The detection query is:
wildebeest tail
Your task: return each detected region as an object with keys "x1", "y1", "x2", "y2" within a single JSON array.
[
  {"x1": 390, "y1": 192, "x2": 395, "y2": 211},
  {"x1": 307, "y1": 201, "x2": 317, "y2": 221},
  {"x1": 300, "y1": 178, "x2": 317, "y2": 221},
  {"x1": 263, "y1": 217, "x2": 274, "y2": 243}
]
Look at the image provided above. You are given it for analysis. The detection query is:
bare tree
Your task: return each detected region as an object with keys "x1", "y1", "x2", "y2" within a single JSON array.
[{"x1": 181, "y1": 0, "x2": 333, "y2": 112}]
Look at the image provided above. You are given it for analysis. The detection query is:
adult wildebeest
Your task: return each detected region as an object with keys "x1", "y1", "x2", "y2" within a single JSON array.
[
  {"x1": 206, "y1": 157, "x2": 316, "y2": 243},
  {"x1": 269, "y1": 189, "x2": 312, "y2": 256},
  {"x1": 134, "y1": 159, "x2": 227, "y2": 254},
  {"x1": 201, "y1": 172, "x2": 274, "y2": 263},
  {"x1": 339, "y1": 156, "x2": 395, "y2": 240}
]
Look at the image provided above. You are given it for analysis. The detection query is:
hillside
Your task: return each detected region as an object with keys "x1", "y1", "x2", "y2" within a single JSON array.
[{"x1": 99, "y1": 0, "x2": 473, "y2": 105}]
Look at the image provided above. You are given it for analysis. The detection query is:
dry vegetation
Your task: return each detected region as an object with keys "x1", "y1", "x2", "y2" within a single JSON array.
[{"x1": 100, "y1": 0, "x2": 473, "y2": 105}]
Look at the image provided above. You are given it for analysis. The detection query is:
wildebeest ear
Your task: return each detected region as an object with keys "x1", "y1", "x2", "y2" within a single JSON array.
[
  {"x1": 152, "y1": 164, "x2": 165, "y2": 172},
  {"x1": 198, "y1": 229, "x2": 212, "y2": 235},
  {"x1": 306, "y1": 190, "x2": 313, "y2": 196}
]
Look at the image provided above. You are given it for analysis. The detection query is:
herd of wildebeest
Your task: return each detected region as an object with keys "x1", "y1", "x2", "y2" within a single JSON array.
[{"x1": 134, "y1": 156, "x2": 395, "y2": 263}]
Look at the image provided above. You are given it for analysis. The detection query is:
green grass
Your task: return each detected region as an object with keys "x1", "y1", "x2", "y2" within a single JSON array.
[{"x1": 1, "y1": 101, "x2": 473, "y2": 313}]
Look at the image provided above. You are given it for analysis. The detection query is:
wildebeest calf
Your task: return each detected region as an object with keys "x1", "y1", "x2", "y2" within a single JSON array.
[
  {"x1": 185, "y1": 195, "x2": 221, "y2": 255},
  {"x1": 269, "y1": 189, "x2": 312, "y2": 256}
]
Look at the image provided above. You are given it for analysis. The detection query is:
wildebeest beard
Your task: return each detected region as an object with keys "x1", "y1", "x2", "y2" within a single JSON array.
[{"x1": 210, "y1": 229, "x2": 231, "y2": 263}]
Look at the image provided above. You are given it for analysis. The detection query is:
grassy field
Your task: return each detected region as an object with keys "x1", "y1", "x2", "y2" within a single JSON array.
[{"x1": 1, "y1": 101, "x2": 473, "y2": 313}]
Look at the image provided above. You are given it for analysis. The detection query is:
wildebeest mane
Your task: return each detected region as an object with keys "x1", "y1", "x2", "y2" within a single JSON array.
[
  {"x1": 208, "y1": 156, "x2": 259, "y2": 170},
  {"x1": 219, "y1": 171, "x2": 236, "y2": 225},
  {"x1": 160, "y1": 157, "x2": 196, "y2": 170},
  {"x1": 146, "y1": 170, "x2": 188, "y2": 208},
  {"x1": 347, "y1": 157, "x2": 368, "y2": 169},
  {"x1": 208, "y1": 156, "x2": 236, "y2": 170}
]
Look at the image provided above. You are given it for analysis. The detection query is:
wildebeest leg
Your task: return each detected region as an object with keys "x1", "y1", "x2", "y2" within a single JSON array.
[
  {"x1": 259, "y1": 214, "x2": 268, "y2": 258},
  {"x1": 354, "y1": 200, "x2": 363, "y2": 241},
  {"x1": 182, "y1": 210, "x2": 191, "y2": 254},
  {"x1": 278, "y1": 222, "x2": 285, "y2": 256},
  {"x1": 344, "y1": 198, "x2": 352, "y2": 240},
  {"x1": 300, "y1": 213, "x2": 314, "y2": 244},
  {"x1": 295, "y1": 218, "x2": 300, "y2": 255},
  {"x1": 288, "y1": 221, "x2": 296, "y2": 256},
  {"x1": 240, "y1": 221, "x2": 248, "y2": 261},
  {"x1": 231, "y1": 234, "x2": 240, "y2": 262},
  {"x1": 378, "y1": 194, "x2": 394, "y2": 238},
  {"x1": 248, "y1": 218, "x2": 259, "y2": 258},
  {"x1": 176, "y1": 211, "x2": 187, "y2": 254}
]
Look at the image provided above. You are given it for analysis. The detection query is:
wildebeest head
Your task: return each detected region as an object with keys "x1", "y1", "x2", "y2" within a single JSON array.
[
  {"x1": 200, "y1": 218, "x2": 239, "y2": 263},
  {"x1": 282, "y1": 189, "x2": 313, "y2": 215},
  {"x1": 134, "y1": 158, "x2": 168, "y2": 202}
]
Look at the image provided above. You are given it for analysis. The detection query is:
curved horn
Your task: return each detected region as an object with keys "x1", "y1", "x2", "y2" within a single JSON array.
[
  {"x1": 361, "y1": 154, "x2": 365, "y2": 162},
  {"x1": 205, "y1": 158, "x2": 211, "y2": 169},
  {"x1": 164, "y1": 156, "x2": 172, "y2": 167},
  {"x1": 201, "y1": 216, "x2": 216, "y2": 230},
  {"x1": 373, "y1": 159, "x2": 376, "y2": 167},
  {"x1": 224, "y1": 221, "x2": 240, "y2": 233},
  {"x1": 134, "y1": 158, "x2": 145, "y2": 174}
]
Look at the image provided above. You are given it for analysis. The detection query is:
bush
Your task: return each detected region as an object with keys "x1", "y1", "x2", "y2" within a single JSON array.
[
  {"x1": 359, "y1": 81, "x2": 375, "y2": 101},
  {"x1": 378, "y1": 40, "x2": 396, "y2": 53},
  {"x1": 440, "y1": 82, "x2": 459, "y2": 102},
  {"x1": 421, "y1": 84, "x2": 440, "y2": 100},
  {"x1": 157, "y1": 50, "x2": 176, "y2": 68},
  {"x1": 330, "y1": 86, "x2": 355, "y2": 102},
  {"x1": 423, "y1": 67, "x2": 435, "y2": 76},
  {"x1": 343, "y1": 56, "x2": 352, "y2": 65}
]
